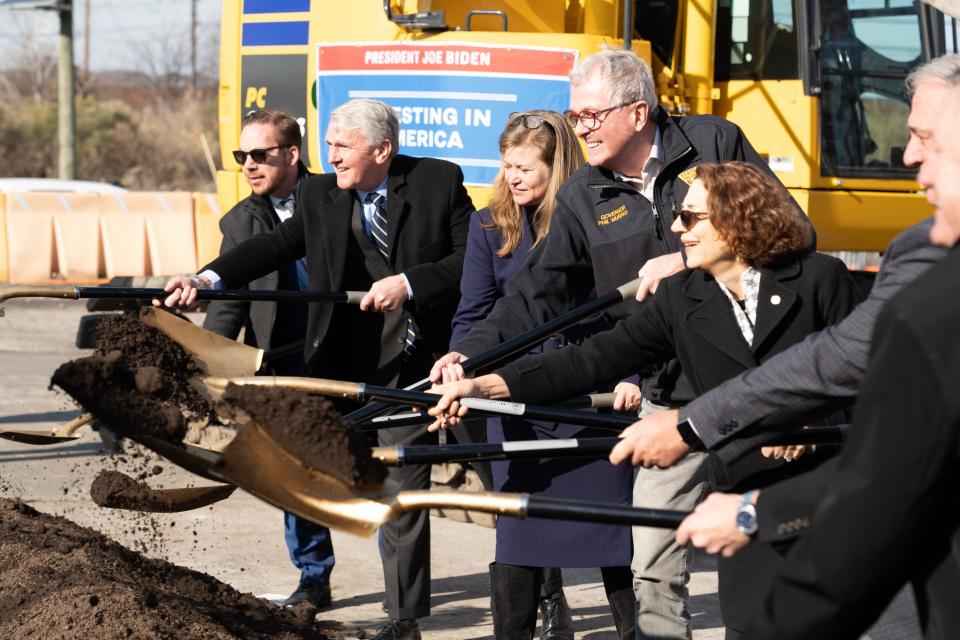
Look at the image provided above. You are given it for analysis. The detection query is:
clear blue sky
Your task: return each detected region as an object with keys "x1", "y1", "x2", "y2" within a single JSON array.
[{"x1": 0, "y1": 0, "x2": 222, "y2": 72}]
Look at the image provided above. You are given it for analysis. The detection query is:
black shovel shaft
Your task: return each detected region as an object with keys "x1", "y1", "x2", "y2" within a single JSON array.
[
  {"x1": 366, "y1": 393, "x2": 613, "y2": 430},
  {"x1": 344, "y1": 286, "x2": 633, "y2": 424},
  {"x1": 763, "y1": 425, "x2": 848, "y2": 446},
  {"x1": 523, "y1": 495, "x2": 687, "y2": 528},
  {"x1": 75, "y1": 287, "x2": 365, "y2": 304},
  {"x1": 359, "y1": 384, "x2": 634, "y2": 431},
  {"x1": 391, "y1": 437, "x2": 621, "y2": 465}
]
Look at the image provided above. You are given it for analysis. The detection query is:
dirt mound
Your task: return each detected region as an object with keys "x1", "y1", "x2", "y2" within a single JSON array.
[
  {"x1": 50, "y1": 312, "x2": 216, "y2": 443},
  {"x1": 0, "y1": 498, "x2": 341, "y2": 640},
  {"x1": 218, "y1": 384, "x2": 387, "y2": 489}
]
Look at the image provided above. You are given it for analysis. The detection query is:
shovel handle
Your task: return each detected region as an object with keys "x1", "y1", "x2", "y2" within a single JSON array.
[
  {"x1": 523, "y1": 495, "x2": 687, "y2": 528},
  {"x1": 376, "y1": 437, "x2": 621, "y2": 466},
  {"x1": 76, "y1": 287, "x2": 367, "y2": 304}
]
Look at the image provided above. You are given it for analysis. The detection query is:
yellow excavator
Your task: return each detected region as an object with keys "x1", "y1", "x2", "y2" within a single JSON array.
[{"x1": 214, "y1": 0, "x2": 959, "y2": 253}]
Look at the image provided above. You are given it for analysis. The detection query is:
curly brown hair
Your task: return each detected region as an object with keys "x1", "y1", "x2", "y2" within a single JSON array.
[{"x1": 695, "y1": 162, "x2": 812, "y2": 267}]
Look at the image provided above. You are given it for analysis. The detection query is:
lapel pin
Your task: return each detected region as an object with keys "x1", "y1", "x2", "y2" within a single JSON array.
[{"x1": 770, "y1": 295, "x2": 782, "y2": 305}]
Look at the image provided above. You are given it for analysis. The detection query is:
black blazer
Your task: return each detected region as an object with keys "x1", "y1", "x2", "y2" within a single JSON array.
[
  {"x1": 202, "y1": 190, "x2": 288, "y2": 350},
  {"x1": 498, "y1": 252, "x2": 861, "y2": 409},
  {"x1": 202, "y1": 154, "x2": 473, "y2": 374}
]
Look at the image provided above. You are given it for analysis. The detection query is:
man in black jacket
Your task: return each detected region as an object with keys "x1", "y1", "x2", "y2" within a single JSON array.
[
  {"x1": 161, "y1": 99, "x2": 473, "y2": 640},
  {"x1": 430, "y1": 49, "x2": 810, "y2": 639},
  {"x1": 202, "y1": 109, "x2": 335, "y2": 610}
]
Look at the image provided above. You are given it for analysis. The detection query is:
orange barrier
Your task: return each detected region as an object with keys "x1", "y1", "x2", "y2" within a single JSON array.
[{"x1": 1, "y1": 191, "x2": 223, "y2": 284}]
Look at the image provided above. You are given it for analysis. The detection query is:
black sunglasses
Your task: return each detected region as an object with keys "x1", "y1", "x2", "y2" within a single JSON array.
[
  {"x1": 673, "y1": 207, "x2": 710, "y2": 228},
  {"x1": 508, "y1": 112, "x2": 555, "y2": 131},
  {"x1": 232, "y1": 145, "x2": 286, "y2": 165}
]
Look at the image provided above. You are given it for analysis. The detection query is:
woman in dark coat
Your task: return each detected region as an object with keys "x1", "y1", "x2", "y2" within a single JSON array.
[
  {"x1": 432, "y1": 161, "x2": 864, "y2": 639},
  {"x1": 448, "y1": 110, "x2": 636, "y2": 639}
]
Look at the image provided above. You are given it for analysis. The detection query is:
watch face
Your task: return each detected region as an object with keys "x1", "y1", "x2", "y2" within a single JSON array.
[{"x1": 736, "y1": 508, "x2": 758, "y2": 536}]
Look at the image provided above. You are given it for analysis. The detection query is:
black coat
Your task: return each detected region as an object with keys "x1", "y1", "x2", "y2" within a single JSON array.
[
  {"x1": 202, "y1": 171, "x2": 312, "y2": 352},
  {"x1": 202, "y1": 154, "x2": 473, "y2": 379},
  {"x1": 497, "y1": 251, "x2": 862, "y2": 630},
  {"x1": 745, "y1": 245, "x2": 960, "y2": 640}
]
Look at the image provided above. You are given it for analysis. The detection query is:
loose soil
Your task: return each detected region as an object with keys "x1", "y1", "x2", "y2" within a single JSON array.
[
  {"x1": 89, "y1": 470, "x2": 143, "y2": 507},
  {"x1": 218, "y1": 384, "x2": 387, "y2": 489},
  {"x1": 50, "y1": 312, "x2": 216, "y2": 443},
  {"x1": 0, "y1": 498, "x2": 342, "y2": 640}
]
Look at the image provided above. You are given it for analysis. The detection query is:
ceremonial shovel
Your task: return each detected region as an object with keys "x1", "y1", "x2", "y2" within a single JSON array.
[
  {"x1": 0, "y1": 412, "x2": 95, "y2": 445},
  {"x1": 209, "y1": 422, "x2": 687, "y2": 537},
  {"x1": 0, "y1": 285, "x2": 366, "y2": 317}
]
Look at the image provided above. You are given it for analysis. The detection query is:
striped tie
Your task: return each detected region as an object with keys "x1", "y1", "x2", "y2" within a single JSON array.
[{"x1": 365, "y1": 192, "x2": 418, "y2": 355}]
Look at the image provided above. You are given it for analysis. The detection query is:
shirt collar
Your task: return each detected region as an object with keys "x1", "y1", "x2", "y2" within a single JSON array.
[
  {"x1": 356, "y1": 177, "x2": 389, "y2": 204},
  {"x1": 612, "y1": 126, "x2": 663, "y2": 185}
]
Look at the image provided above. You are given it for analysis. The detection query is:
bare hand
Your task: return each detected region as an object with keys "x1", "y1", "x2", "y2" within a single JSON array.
[
  {"x1": 360, "y1": 274, "x2": 409, "y2": 312},
  {"x1": 429, "y1": 351, "x2": 467, "y2": 384},
  {"x1": 426, "y1": 379, "x2": 480, "y2": 431},
  {"x1": 609, "y1": 409, "x2": 691, "y2": 468},
  {"x1": 635, "y1": 252, "x2": 685, "y2": 301},
  {"x1": 676, "y1": 492, "x2": 753, "y2": 557},
  {"x1": 613, "y1": 381, "x2": 642, "y2": 413},
  {"x1": 153, "y1": 275, "x2": 211, "y2": 311},
  {"x1": 761, "y1": 444, "x2": 808, "y2": 462}
]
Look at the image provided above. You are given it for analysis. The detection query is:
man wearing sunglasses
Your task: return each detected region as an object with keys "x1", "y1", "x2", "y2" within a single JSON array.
[
  {"x1": 202, "y1": 109, "x2": 338, "y2": 612},
  {"x1": 431, "y1": 48, "x2": 810, "y2": 639}
]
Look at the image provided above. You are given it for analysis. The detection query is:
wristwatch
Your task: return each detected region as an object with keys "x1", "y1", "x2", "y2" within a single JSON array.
[
  {"x1": 676, "y1": 418, "x2": 704, "y2": 450},
  {"x1": 736, "y1": 490, "x2": 759, "y2": 536}
]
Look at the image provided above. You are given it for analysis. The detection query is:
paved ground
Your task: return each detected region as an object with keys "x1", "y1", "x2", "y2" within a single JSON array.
[{"x1": 0, "y1": 298, "x2": 724, "y2": 638}]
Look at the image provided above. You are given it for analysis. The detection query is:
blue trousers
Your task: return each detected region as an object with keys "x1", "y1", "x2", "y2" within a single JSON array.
[{"x1": 284, "y1": 511, "x2": 335, "y2": 586}]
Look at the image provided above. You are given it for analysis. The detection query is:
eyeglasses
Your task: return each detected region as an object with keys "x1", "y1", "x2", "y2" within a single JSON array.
[
  {"x1": 563, "y1": 101, "x2": 634, "y2": 131},
  {"x1": 232, "y1": 145, "x2": 286, "y2": 165},
  {"x1": 508, "y1": 113, "x2": 551, "y2": 130},
  {"x1": 673, "y1": 207, "x2": 710, "y2": 228}
]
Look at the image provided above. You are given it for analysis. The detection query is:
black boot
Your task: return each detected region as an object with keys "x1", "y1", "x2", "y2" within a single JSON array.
[
  {"x1": 538, "y1": 591, "x2": 574, "y2": 640},
  {"x1": 601, "y1": 566, "x2": 636, "y2": 640},
  {"x1": 605, "y1": 587, "x2": 637, "y2": 640},
  {"x1": 489, "y1": 562, "x2": 539, "y2": 640}
]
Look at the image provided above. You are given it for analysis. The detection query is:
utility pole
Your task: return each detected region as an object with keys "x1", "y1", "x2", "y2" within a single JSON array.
[
  {"x1": 83, "y1": 0, "x2": 89, "y2": 78},
  {"x1": 190, "y1": 0, "x2": 197, "y2": 90},
  {"x1": 58, "y1": 0, "x2": 76, "y2": 180}
]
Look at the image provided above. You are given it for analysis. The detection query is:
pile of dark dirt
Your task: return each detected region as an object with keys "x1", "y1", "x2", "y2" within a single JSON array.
[
  {"x1": 50, "y1": 312, "x2": 216, "y2": 443},
  {"x1": 0, "y1": 498, "x2": 342, "y2": 640},
  {"x1": 218, "y1": 384, "x2": 387, "y2": 489}
]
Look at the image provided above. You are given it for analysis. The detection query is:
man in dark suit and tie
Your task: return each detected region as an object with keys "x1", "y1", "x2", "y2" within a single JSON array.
[
  {"x1": 161, "y1": 98, "x2": 474, "y2": 640},
  {"x1": 201, "y1": 109, "x2": 336, "y2": 611}
]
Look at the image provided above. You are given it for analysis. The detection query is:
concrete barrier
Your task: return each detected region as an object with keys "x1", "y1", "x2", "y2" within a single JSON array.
[{"x1": 1, "y1": 190, "x2": 224, "y2": 284}]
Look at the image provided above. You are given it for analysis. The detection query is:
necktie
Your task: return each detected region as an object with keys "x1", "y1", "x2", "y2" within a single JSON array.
[{"x1": 364, "y1": 192, "x2": 418, "y2": 355}]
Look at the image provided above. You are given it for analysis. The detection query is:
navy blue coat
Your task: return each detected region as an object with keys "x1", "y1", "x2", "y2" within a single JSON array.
[{"x1": 451, "y1": 208, "x2": 633, "y2": 568}]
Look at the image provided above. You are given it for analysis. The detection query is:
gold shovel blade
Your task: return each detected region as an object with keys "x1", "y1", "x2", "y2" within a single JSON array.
[
  {"x1": 212, "y1": 424, "x2": 392, "y2": 537},
  {"x1": 0, "y1": 413, "x2": 95, "y2": 445},
  {"x1": 212, "y1": 424, "x2": 528, "y2": 537},
  {"x1": 102, "y1": 484, "x2": 237, "y2": 513},
  {"x1": 139, "y1": 307, "x2": 263, "y2": 378},
  {"x1": 127, "y1": 435, "x2": 225, "y2": 482}
]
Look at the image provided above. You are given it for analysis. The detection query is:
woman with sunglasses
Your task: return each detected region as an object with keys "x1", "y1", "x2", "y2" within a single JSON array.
[
  {"x1": 447, "y1": 110, "x2": 637, "y2": 639},
  {"x1": 432, "y1": 161, "x2": 863, "y2": 639}
]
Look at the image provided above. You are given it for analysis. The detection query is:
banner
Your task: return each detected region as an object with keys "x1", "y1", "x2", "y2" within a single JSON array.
[{"x1": 316, "y1": 42, "x2": 578, "y2": 185}]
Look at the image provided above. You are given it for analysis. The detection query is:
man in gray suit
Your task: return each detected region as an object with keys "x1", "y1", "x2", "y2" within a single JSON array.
[{"x1": 203, "y1": 109, "x2": 335, "y2": 610}]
